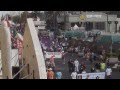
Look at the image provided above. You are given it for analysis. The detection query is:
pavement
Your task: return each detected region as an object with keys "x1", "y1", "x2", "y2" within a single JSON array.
[{"x1": 55, "y1": 53, "x2": 120, "y2": 79}]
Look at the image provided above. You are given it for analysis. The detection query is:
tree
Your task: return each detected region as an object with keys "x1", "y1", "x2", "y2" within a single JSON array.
[
  {"x1": 20, "y1": 11, "x2": 29, "y2": 23},
  {"x1": 12, "y1": 15, "x2": 21, "y2": 24},
  {"x1": 45, "y1": 11, "x2": 65, "y2": 29}
]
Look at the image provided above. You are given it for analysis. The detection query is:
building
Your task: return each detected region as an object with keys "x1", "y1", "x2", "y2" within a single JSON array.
[{"x1": 57, "y1": 11, "x2": 120, "y2": 33}]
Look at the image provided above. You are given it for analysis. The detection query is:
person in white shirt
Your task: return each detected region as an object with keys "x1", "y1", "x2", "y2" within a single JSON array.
[
  {"x1": 71, "y1": 71, "x2": 77, "y2": 79},
  {"x1": 82, "y1": 70, "x2": 87, "y2": 74},
  {"x1": 106, "y1": 66, "x2": 112, "y2": 79},
  {"x1": 81, "y1": 70, "x2": 87, "y2": 79},
  {"x1": 74, "y1": 59, "x2": 79, "y2": 72}
]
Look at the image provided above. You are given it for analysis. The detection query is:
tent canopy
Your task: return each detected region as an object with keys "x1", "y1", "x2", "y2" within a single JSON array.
[
  {"x1": 73, "y1": 24, "x2": 79, "y2": 30},
  {"x1": 96, "y1": 34, "x2": 120, "y2": 44},
  {"x1": 64, "y1": 30, "x2": 86, "y2": 39}
]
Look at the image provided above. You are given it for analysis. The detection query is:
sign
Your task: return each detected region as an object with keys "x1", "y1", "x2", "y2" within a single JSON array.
[
  {"x1": 45, "y1": 52, "x2": 63, "y2": 59},
  {"x1": 80, "y1": 15, "x2": 86, "y2": 21},
  {"x1": 86, "y1": 15, "x2": 102, "y2": 18},
  {"x1": 77, "y1": 72, "x2": 105, "y2": 79}
]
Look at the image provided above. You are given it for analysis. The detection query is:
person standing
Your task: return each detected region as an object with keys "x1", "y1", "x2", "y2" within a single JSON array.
[
  {"x1": 50, "y1": 56, "x2": 55, "y2": 62},
  {"x1": 100, "y1": 61, "x2": 106, "y2": 72},
  {"x1": 56, "y1": 71, "x2": 62, "y2": 79},
  {"x1": 106, "y1": 59, "x2": 110, "y2": 67},
  {"x1": 62, "y1": 52, "x2": 66, "y2": 64},
  {"x1": 47, "y1": 68, "x2": 54, "y2": 79},
  {"x1": 74, "y1": 59, "x2": 79, "y2": 72},
  {"x1": 91, "y1": 66, "x2": 96, "y2": 73},
  {"x1": 68, "y1": 59, "x2": 72, "y2": 73},
  {"x1": 46, "y1": 60, "x2": 51, "y2": 69},
  {"x1": 106, "y1": 66, "x2": 112, "y2": 79},
  {"x1": 81, "y1": 69, "x2": 87, "y2": 79},
  {"x1": 71, "y1": 71, "x2": 77, "y2": 79}
]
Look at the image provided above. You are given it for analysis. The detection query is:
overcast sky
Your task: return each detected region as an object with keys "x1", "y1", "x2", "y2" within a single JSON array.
[
  {"x1": 0, "y1": 11, "x2": 9, "y2": 16},
  {"x1": 0, "y1": 11, "x2": 45, "y2": 17},
  {"x1": 0, "y1": 11, "x2": 34, "y2": 18}
]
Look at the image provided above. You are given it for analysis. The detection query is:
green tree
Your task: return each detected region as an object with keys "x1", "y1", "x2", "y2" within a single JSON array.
[
  {"x1": 12, "y1": 15, "x2": 21, "y2": 24},
  {"x1": 20, "y1": 11, "x2": 29, "y2": 23}
]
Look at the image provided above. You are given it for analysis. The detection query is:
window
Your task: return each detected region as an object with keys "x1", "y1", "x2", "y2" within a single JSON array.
[
  {"x1": 95, "y1": 22, "x2": 105, "y2": 30},
  {"x1": 85, "y1": 22, "x2": 93, "y2": 30}
]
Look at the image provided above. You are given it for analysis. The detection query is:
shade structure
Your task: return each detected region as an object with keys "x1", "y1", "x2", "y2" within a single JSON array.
[
  {"x1": 64, "y1": 30, "x2": 86, "y2": 39},
  {"x1": 96, "y1": 33, "x2": 120, "y2": 53},
  {"x1": 83, "y1": 37, "x2": 93, "y2": 42},
  {"x1": 87, "y1": 30, "x2": 101, "y2": 37},
  {"x1": 96, "y1": 34, "x2": 120, "y2": 44},
  {"x1": 73, "y1": 24, "x2": 79, "y2": 30}
]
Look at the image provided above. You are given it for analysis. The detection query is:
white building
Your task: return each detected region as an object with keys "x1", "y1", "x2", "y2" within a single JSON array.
[{"x1": 57, "y1": 11, "x2": 120, "y2": 33}]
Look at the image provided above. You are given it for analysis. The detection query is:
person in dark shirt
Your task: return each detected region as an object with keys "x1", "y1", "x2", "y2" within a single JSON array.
[
  {"x1": 107, "y1": 60, "x2": 110, "y2": 67},
  {"x1": 95, "y1": 62, "x2": 101, "y2": 70},
  {"x1": 79, "y1": 62, "x2": 86, "y2": 73},
  {"x1": 91, "y1": 66, "x2": 96, "y2": 73},
  {"x1": 118, "y1": 54, "x2": 120, "y2": 61},
  {"x1": 68, "y1": 59, "x2": 74, "y2": 73}
]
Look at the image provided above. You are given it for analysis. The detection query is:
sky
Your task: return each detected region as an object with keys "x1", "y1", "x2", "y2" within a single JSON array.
[
  {"x1": 0, "y1": 11, "x2": 21, "y2": 17},
  {"x1": 0, "y1": 11, "x2": 34, "y2": 17},
  {"x1": 0, "y1": 11, "x2": 9, "y2": 16},
  {"x1": 0, "y1": 11, "x2": 44, "y2": 17}
]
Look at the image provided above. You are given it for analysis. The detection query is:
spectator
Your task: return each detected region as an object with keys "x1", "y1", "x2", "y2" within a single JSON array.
[
  {"x1": 82, "y1": 69, "x2": 87, "y2": 74},
  {"x1": 95, "y1": 62, "x2": 101, "y2": 70},
  {"x1": 74, "y1": 59, "x2": 79, "y2": 72},
  {"x1": 68, "y1": 59, "x2": 73, "y2": 73},
  {"x1": 46, "y1": 60, "x2": 51, "y2": 69},
  {"x1": 47, "y1": 68, "x2": 54, "y2": 79},
  {"x1": 56, "y1": 70, "x2": 62, "y2": 79},
  {"x1": 118, "y1": 54, "x2": 120, "y2": 61},
  {"x1": 106, "y1": 66, "x2": 112, "y2": 79},
  {"x1": 91, "y1": 66, "x2": 96, "y2": 73},
  {"x1": 62, "y1": 52, "x2": 66, "y2": 64},
  {"x1": 100, "y1": 61, "x2": 106, "y2": 72},
  {"x1": 118, "y1": 61, "x2": 120, "y2": 72},
  {"x1": 81, "y1": 70, "x2": 87, "y2": 79},
  {"x1": 50, "y1": 56, "x2": 55, "y2": 62},
  {"x1": 71, "y1": 71, "x2": 77, "y2": 79},
  {"x1": 79, "y1": 62, "x2": 86, "y2": 73},
  {"x1": 50, "y1": 61, "x2": 56, "y2": 72}
]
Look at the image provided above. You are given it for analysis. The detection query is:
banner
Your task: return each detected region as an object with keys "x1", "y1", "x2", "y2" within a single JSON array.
[
  {"x1": 45, "y1": 52, "x2": 63, "y2": 59},
  {"x1": 77, "y1": 72, "x2": 105, "y2": 79}
]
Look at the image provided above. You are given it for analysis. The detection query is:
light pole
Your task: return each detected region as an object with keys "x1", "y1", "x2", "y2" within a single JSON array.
[
  {"x1": 115, "y1": 21, "x2": 118, "y2": 33},
  {"x1": 107, "y1": 14, "x2": 108, "y2": 32}
]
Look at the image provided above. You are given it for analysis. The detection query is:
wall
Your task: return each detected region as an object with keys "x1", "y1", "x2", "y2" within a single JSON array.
[
  {"x1": 21, "y1": 18, "x2": 47, "y2": 79},
  {"x1": 0, "y1": 21, "x2": 12, "y2": 79}
]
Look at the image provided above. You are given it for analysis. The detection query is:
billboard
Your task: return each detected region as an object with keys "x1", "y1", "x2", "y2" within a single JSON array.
[
  {"x1": 77, "y1": 72, "x2": 105, "y2": 79},
  {"x1": 45, "y1": 52, "x2": 63, "y2": 59}
]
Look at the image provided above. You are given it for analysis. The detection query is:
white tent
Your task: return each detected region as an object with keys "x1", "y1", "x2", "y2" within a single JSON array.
[
  {"x1": 73, "y1": 24, "x2": 79, "y2": 30},
  {"x1": 80, "y1": 27, "x2": 85, "y2": 30}
]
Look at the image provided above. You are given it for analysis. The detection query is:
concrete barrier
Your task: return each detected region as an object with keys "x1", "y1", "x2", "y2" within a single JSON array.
[
  {"x1": 0, "y1": 21, "x2": 12, "y2": 79},
  {"x1": 21, "y1": 18, "x2": 47, "y2": 79}
]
